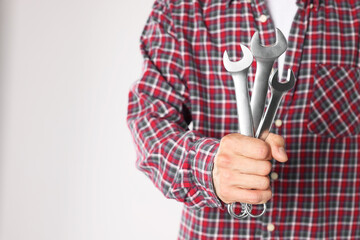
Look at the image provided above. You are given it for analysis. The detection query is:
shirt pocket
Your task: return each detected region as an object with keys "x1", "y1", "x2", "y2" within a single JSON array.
[{"x1": 307, "y1": 64, "x2": 360, "y2": 138}]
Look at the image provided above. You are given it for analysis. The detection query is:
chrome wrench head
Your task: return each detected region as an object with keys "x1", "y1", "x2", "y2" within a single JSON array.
[
  {"x1": 223, "y1": 44, "x2": 253, "y2": 72},
  {"x1": 270, "y1": 68, "x2": 296, "y2": 93},
  {"x1": 250, "y1": 28, "x2": 288, "y2": 132},
  {"x1": 250, "y1": 28, "x2": 287, "y2": 61},
  {"x1": 255, "y1": 69, "x2": 296, "y2": 140}
]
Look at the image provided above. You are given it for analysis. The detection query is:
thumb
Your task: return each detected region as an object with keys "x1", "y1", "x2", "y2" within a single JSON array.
[{"x1": 265, "y1": 133, "x2": 288, "y2": 163}]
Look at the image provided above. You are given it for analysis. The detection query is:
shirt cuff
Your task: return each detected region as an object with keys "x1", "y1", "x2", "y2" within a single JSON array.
[{"x1": 192, "y1": 137, "x2": 226, "y2": 209}]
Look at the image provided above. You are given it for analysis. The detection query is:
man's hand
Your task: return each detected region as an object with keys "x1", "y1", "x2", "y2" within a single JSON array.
[{"x1": 212, "y1": 133, "x2": 288, "y2": 205}]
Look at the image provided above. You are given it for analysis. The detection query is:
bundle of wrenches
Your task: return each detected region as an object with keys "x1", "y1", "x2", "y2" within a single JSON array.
[{"x1": 222, "y1": 28, "x2": 295, "y2": 219}]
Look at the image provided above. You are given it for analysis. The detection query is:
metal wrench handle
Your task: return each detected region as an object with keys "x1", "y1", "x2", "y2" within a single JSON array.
[
  {"x1": 227, "y1": 69, "x2": 255, "y2": 219},
  {"x1": 223, "y1": 46, "x2": 254, "y2": 219},
  {"x1": 255, "y1": 93, "x2": 282, "y2": 139},
  {"x1": 229, "y1": 70, "x2": 267, "y2": 219},
  {"x1": 232, "y1": 71, "x2": 254, "y2": 136},
  {"x1": 251, "y1": 60, "x2": 274, "y2": 131}
]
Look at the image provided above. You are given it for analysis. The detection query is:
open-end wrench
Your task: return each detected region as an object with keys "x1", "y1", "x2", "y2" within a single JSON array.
[
  {"x1": 241, "y1": 69, "x2": 295, "y2": 218},
  {"x1": 255, "y1": 69, "x2": 295, "y2": 140},
  {"x1": 223, "y1": 44, "x2": 265, "y2": 219},
  {"x1": 223, "y1": 44, "x2": 254, "y2": 137},
  {"x1": 250, "y1": 28, "x2": 287, "y2": 132}
]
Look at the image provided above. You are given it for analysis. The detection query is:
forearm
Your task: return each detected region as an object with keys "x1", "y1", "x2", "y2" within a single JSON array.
[{"x1": 127, "y1": 80, "x2": 222, "y2": 209}]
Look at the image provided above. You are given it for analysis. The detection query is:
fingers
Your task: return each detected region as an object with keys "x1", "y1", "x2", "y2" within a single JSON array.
[
  {"x1": 265, "y1": 133, "x2": 288, "y2": 163},
  {"x1": 230, "y1": 173, "x2": 271, "y2": 190},
  {"x1": 219, "y1": 186, "x2": 272, "y2": 205},
  {"x1": 214, "y1": 166, "x2": 270, "y2": 190},
  {"x1": 213, "y1": 133, "x2": 287, "y2": 205},
  {"x1": 219, "y1": 133, "x2": 287, "y2": 163},
  {"x1": 216, "y1": 154, "x2": 272, "y2": 175},
  {"x1": 220, "y1": 133, "x2": 272, "y2": 160}
]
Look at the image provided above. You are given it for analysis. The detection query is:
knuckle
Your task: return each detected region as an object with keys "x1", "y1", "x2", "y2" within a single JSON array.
[
  {"x1": 264, "y1": 190, "x2": 273, "y2": 202},
  {"x1": 216, "y1": 154, "x2": 232, "y2": 168},
  {"x1": 247, "y1": 192, "x2": 263, "y2": 205},
  {"x1": 277, "y1": 135, "x2": 285, "y2": 146},
  {"x1": 257, "y1": 142, "x2": 271, "y2": 159},
  {"x1": 221, "y1": 134, "x2": 234, "y2": 146},
  {"x1": 222, "y1": 170, "x2": 232, "y2": 180},
  {"x1": 260, "y1": 161, "x2": 272, "y2": 175},
  {"x1": 269, "y1": 133, "x2": 285, "y2": 146},
  {"x1": 221, "y1": 133, "x2": 242, "y2": 147},
  {"x1": 259, "y1": 177, "x2": 270, "y2": 190}
]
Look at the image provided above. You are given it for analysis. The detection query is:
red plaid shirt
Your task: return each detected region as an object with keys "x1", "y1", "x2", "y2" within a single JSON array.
[{"x1": 127, "y1": 0, "x2": 360, "y2": 238}]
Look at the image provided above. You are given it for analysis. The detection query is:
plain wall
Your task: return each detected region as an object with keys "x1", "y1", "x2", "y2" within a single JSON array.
[{"x1": 0, "y1": 0, "x2": 182, "y2": 239}]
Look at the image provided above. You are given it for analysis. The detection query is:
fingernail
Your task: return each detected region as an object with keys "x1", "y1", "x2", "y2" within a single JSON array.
[{"x1": 279, "y1": 147, "x2": 287, "y2": 159}]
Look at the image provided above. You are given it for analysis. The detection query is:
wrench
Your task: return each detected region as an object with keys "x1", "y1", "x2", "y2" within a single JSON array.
[
  {"x1": 250, "y1": 28, "x2": 287, "y2": 132},
  {"x1": 223, "y1": 44, "x2": 254, "y2": 137},
  {"x1": 243, "y1": 69, "x2": 295, "y2": 218},
  {"x1": 223, "y1": 44, "x2": 265, "y2": 219},
  {"x1": 255, "y1": 69, "x2": 295, "y2": 140}
]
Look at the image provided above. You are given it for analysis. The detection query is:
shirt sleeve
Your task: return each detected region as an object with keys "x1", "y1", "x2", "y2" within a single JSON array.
[{"x1": 126, "y1": 0, "x2": 224, "y2": 209}]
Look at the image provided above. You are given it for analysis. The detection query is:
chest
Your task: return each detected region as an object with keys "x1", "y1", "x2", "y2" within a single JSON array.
[{"x1": 176, "y1": 0, "x2": 360, "y2": 138}]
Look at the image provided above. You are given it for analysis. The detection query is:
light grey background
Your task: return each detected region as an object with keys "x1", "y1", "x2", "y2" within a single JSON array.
[{"x1": 0, "y1": 0, "x2": 182, "y2": 239}]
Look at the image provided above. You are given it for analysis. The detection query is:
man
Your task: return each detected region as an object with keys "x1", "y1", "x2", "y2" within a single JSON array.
[{"x1": 127, "y1": 0, "x2": 360, "y2": 239}]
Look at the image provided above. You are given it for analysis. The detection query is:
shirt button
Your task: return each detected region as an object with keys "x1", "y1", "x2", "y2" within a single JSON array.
[
  {"x1": 267, "y1": 223, "x2": 275, "y2": 232},
  {"x1": 259, "y1": 14, "x2": 268, "y2": 23},
  {"x1": 270, "y1": 172, "x2": 279, "y2": 180},
  {"x1": 275, "y1": 119, "x2": 282, "y2": 127}
]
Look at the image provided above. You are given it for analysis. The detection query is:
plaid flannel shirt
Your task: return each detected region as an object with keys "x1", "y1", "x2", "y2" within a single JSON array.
[{"x1": 127, "y1": 0, "x2": 360, "y2": 239}]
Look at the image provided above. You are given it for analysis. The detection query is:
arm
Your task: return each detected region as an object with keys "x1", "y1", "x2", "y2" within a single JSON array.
[{"x1": 127, "y1": 0, "x2": 221, "y2": 209}]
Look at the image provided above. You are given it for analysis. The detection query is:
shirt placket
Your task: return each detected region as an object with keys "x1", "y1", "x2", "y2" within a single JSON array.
[
  {"x1": 269, "y1": 1, "x2": 315, "y2": 238},
  {"x1": 247, "y1": 0, "x2": 278, "y2": 238},
  {"x1": 278, "y1": 0, "x2": 314, "y2": 116},
  {"x1": 248, "y1": 0, "x2": 316, "y2": 238},
  {"x1": 249, "y1": 0, "x2": 276, "y2": 45}
]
